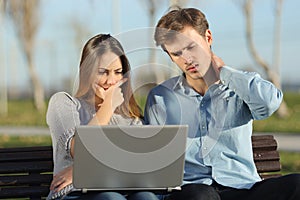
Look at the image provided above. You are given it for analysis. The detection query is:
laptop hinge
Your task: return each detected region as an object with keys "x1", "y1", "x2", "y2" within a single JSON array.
[
  {"x1": 167, "y1": 186, "x2": 181, "y2": 192},
  {"x1": 82, "y1": 188, "x2": 88, "y2": 193}
]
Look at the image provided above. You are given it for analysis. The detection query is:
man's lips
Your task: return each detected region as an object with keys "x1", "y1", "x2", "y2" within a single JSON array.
[{"x1": 186, "y1": 64, "x2": 199, "y2": 72}]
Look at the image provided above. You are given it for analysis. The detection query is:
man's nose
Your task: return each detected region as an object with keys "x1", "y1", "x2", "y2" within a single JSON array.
[{"x1": 181, "y1": 50, "x2": 192, "y2": 64}]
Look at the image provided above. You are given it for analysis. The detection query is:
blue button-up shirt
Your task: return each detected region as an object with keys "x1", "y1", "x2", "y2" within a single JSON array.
[{"x1": 144, "y1": 66, "x2": 283, "y2": 189}]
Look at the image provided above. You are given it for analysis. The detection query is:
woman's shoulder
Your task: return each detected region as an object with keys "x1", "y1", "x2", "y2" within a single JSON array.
[
  {"x1": 49, "y1": 91, "x2": 76, "y2": 103},
  {"x1": 48, "y1": 91, "x2": 80, "y2": 109}
]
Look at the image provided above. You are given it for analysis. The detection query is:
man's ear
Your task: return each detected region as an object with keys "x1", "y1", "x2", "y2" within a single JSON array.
[{"x1": 205, "y1": 29, "x2": 213, "y2": 46}]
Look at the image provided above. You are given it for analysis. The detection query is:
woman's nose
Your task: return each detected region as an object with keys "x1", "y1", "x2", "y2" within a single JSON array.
[{"x1": 107, "y1": 74, "x2": 117, "y2": 85}]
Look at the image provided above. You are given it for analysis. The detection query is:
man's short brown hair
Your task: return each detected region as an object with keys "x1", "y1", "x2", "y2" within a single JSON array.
[{"x1": 154, "y1": 7, "x2": 209, "y2": 49}]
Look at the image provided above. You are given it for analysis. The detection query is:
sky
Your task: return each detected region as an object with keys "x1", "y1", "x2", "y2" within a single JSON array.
[{"x1": 1, "y1": 0, "x2": 300, "y2": 97}]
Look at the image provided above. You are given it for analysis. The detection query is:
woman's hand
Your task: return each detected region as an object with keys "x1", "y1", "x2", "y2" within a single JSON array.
[
  {"x1": 50, "y1": 165, "x2": 73, "y2": 193},
  {"x1": 94, "y1": 78, "x2": 127, "y2": 111}
]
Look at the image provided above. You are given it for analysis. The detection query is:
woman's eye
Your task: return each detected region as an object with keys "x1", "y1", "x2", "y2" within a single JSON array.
[{"x1": 98, "y1": 70, "x2": 107, "y2": 75}]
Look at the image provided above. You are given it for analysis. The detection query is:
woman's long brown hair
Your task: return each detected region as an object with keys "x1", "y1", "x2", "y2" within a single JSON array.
[{"x1": 75, "y1": 34, "x2": 142, "y2": 119}]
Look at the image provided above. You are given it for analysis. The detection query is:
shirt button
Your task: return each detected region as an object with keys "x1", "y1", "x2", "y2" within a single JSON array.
[
  {"x1": 202, "y1": 126, "x2": 205, "y2": 129},
  {"x1": 203, "y1": 147, "x2": 207, "y2": 150}
]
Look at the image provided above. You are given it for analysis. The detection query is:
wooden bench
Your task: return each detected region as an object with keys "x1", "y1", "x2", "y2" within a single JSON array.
[{"x1": 0, "y1": 135, "x2": 281, "y2": 199}]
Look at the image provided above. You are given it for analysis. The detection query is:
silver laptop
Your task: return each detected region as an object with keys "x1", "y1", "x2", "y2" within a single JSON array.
[{"x1": 72, "y1": 125, "x2": 188, "y2": 193}]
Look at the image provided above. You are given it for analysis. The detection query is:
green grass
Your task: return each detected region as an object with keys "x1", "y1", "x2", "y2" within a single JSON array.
[
  {"x1": 280, "y1": 151, "x2": 300, "y2": 174},
  {"x1": 0, "y1": 100, "x2": 47, "y2": 126},
  {"x1": 0, "y1": 134, "x2": 51, "y2": 148}
]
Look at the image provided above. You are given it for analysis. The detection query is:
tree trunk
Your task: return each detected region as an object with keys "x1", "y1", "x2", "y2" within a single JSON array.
[
  {"x1": 25, "y1": 45, "x2": 45, "y2": 112},
  {"x1": 8, "y1": 0, "x2": 45, "y2": 113}
]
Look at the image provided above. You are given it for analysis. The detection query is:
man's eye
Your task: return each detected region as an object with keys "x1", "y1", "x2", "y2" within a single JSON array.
[
  {"x1": 187, "y1": 45, "x2": 195, "y2": 50},
  {"x1": 171, "y1": 52, "x2": 181, "y2": 57}
]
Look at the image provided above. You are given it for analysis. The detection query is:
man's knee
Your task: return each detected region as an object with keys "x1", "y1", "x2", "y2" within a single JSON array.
[{"x1": 179, "y1": 184, "x2": 220, "y2": 200}]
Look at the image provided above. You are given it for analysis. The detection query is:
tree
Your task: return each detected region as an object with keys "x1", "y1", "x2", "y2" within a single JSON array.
[
  {"x1": 0, "y1": 0, "x2": 8, "y2": 116},
  {"x1": 4, "y1": 0, "x2": 45, "y2": 112},
  {"x1": 238, "y1": 0, "x2": 289, "y2": 118}
]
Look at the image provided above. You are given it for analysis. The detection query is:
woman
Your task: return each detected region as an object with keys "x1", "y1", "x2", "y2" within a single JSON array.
[{"x1": 46, "y1": 34, "x2": 158, "y2": 200}]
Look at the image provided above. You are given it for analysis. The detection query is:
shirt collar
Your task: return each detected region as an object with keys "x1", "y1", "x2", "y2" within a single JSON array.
[
  {"x1": 172, "y1": 74, "x2": 228, "y2": 97},
  {"x1": 173, "y1": 74, "x2": 201, "y2": 97}
]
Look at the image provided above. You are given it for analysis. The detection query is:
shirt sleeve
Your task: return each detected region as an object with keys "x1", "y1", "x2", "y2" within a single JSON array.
[
  {"x1": 219, "y1": 66, "x2": 283, "y2": 120},
  {"x1": 144, "y1": 88, "x2": 167, "y2": 125},
  {"x1": 46, "y1": 92, "x2": 81, "y2": 156}
]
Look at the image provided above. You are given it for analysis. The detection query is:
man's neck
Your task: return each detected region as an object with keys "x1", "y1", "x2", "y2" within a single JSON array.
[
  {"x1": 187, "y1": 78, "x2": 208, "y2": 96},
  {"x1": 186, "y1": 67, "x2": 220, "y2": 96}
]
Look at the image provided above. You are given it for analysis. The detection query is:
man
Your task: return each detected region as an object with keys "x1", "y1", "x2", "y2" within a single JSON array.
[{"x1": 144, "y1": 7, "x2": 300, "y2": 200}]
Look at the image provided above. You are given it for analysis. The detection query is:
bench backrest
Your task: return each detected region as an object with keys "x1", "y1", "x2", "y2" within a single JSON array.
[
  {"x1": 0, "y1": 146, "x2": 53, "y2": 200},
  {"x1": 0, "y1": 135, "x2": 281, "y2": 199}
]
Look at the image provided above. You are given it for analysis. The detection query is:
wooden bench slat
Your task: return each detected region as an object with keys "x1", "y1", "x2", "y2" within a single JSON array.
[
  {"x1": 253, "y1": 150, "x2": 280, "y2": 161},
  {"x1": 0, "y1": 146, "x2": 52, "y2": 153},
  {"x1": 0, "y1": 185, "x2": 50, "y2": 198},
  {"x1": 260, "y1": 173, "x2": 282, "y2": 180},
  {"x1": 0, "y1": 173, "x2": 52, "y2": 186},
  {"x1": 0, "y1": 151, "x2": 53, "y2": 162},
  {"x1": 0, "y1": 161, "x2": 53, "y2": 173},
  {"x1": 252, "y1": 138, "x2": 277, "y2": 151},
  {"x1": 255, "y1": 160, "x2": 281, "y2": 172}
]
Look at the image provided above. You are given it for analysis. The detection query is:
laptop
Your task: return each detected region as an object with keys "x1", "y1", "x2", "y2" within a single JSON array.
[{"x1": 72, "y1": 125, "x2": 188, "y2": 193}]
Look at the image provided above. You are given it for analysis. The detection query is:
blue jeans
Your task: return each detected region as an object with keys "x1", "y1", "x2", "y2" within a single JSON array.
[{"x1": 62, "y1": 191, "x2": 159, "y2": 200}]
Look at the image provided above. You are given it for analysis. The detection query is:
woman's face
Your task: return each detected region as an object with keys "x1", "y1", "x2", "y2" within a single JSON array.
[{"x1": 95, "y1": 51, "x2": 123, "y2": 90}]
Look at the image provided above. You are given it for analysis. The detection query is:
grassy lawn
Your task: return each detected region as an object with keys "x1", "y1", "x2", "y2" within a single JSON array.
[
  {"x1": 280, "y1": 151, "x2": 300, "y2": 174},
  {"x1": 0, "y1": 100, "x2": 47, "y2": 126},
  {"x1": 0, "y1": 134, "x2": 51, "y2": 148}
]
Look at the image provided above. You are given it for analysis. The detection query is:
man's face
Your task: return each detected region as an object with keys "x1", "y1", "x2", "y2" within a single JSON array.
[{"x1": 164, "y1": 26, "x2": 213, "y2": 82}]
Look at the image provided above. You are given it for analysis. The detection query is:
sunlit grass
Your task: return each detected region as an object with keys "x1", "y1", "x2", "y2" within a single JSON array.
[
  {"x1": 0, "y1": 134, "x2": 51, "y2": 148},
  {"x1": 0, "y1": 100, "x2": 47, "y2": 126},
  {"x1": 280, "y1": 151, "x2": 300, "y2": 174}
]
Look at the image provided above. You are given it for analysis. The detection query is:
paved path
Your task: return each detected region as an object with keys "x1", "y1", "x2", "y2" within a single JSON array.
[{"x1": 0, "y1": 126, "x2": 300, "y2": 152}]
